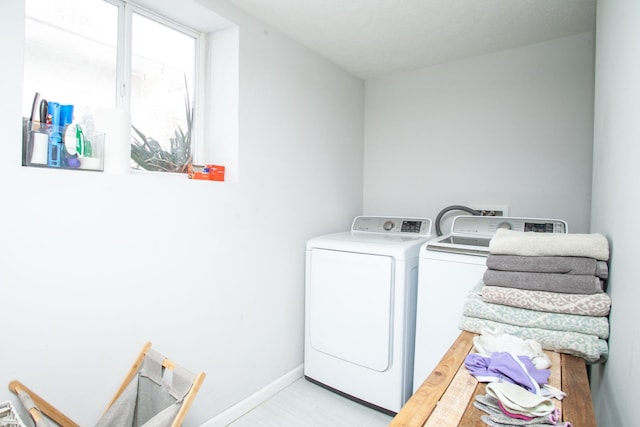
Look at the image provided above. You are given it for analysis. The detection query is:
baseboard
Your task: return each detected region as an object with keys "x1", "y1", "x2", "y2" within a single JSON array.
[{"x1": 199, "y1": 364, "x2": 304, "y2": 427}]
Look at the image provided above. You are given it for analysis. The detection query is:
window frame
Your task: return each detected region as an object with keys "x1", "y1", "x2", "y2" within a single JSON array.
[
  {"x1": 24, "y1": 0, "x2": 213, "y2": 172},
  {"x1": 109, "y1": 0, "x2": 206, "y2": 169}
]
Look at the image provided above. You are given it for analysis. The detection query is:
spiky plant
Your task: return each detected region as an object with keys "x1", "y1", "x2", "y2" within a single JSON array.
[{"x1": 130, "y1": 80, "x2": 193, "y2": 173}]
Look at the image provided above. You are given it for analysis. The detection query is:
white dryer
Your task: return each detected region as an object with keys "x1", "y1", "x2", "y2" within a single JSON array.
[
  {"x1": 412, "y1": 215, "x2": 568, "y2": 393},
  {"x1": 304, "y1": 216, "x2": 433, "y2": 414}
]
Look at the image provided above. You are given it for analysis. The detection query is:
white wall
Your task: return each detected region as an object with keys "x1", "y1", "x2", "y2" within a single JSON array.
[
  {"x1": 364, "y1": 33, "x2": 595, "y2": 233},
  {"x1": 0, "y1": 1, "x2": 363, "y2": 425},
  {"x1": 590, "y1": 1, "x2": 640, "y2": 426},
  {"x1": 208, "y1": 26, "x2": 240, "y2": 181}
]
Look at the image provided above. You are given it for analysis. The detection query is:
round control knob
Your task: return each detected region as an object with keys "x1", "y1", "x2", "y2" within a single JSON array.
[
  {"x1": 383, "y1": 220, "x2": 395, "y2": 231},
  {"x1": 497, "y1": 222, "x2": 512, "y2": 230}
]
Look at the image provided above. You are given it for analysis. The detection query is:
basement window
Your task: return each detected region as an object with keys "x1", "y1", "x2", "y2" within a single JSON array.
[{"x1": 23, "y1": 0, "x2": 238, "y2": 179}]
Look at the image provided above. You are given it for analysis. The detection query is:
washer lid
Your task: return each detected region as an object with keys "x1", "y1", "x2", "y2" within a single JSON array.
[{"x1": 426, "y1": 234, "x2": 493, "y2": 257}]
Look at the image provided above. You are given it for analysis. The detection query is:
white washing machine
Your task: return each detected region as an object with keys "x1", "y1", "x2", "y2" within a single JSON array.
[
  {"x1": 412, "y1": 215, "x2": 568, "y2": 393},
  {"x1": 304, "y1": 216, "x2": 433, "y2": 414}
]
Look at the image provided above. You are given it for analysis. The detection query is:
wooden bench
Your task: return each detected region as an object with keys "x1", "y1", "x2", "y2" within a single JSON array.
[{"x1": 391, "y1": 331, "x2": 596, "y2": 426}]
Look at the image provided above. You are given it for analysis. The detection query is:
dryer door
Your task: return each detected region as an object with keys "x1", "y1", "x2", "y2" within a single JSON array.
[{"x1": 308, "y1": 248, "x2": 394, "y2": 372}]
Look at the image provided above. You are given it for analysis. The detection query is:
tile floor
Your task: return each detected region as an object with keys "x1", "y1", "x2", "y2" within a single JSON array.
[{"x1": 227, "y1": 378, "x2": 393, "y2": 427}]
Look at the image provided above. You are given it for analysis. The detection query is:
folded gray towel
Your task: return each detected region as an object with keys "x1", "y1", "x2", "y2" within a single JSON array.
[
  {"x1": 486, "y1": 255, "x2": 608, "y2": 279},
  {"x1": 483, "y1": 270, "x2": 604, "y2": 294}
]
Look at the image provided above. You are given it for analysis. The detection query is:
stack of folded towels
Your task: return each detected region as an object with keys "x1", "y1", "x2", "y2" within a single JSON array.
[{"x1": 459, "y1": 228, "x2": 611, "y2": 363}]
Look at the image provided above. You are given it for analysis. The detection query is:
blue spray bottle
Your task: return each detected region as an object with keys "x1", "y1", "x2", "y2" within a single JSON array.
[{"x1": 47, "y1": 102, "x2": 63, "y2": 167}]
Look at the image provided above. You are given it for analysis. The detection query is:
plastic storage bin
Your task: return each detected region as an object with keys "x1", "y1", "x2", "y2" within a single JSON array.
[{"x1": 22, "y1": 118, "x2": 105, "y2": 171}]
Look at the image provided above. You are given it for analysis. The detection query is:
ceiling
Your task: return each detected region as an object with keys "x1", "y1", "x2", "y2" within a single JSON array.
[{"x1": 224, "y1": 0, "x2": 596, "y2": 79}]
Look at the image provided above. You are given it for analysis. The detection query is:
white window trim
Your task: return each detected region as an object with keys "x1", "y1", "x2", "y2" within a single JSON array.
[{"x1": 104, "y1": 0, "x2": 206, "y2": 166}]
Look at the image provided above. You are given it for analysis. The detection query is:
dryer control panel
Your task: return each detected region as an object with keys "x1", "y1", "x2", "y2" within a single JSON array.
[
  {"x1": 451, "y1": 215, "x2": 568, "y2": 237},
  {"x1": 351, "y1": 216, "x2": 432, "y2": 236}
]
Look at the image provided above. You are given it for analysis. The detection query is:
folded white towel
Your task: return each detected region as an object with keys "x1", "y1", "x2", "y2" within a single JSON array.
[{"x1": 489, "y1": 229, "x2": 609, "y2": 261}]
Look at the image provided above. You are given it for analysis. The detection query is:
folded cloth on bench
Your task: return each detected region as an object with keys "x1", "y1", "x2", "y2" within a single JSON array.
[
  {"x1": 489, "y1": 229, "x2": 609, "y2": 261},
  {"x1": 481, "y1": 284, "x2": 612, "y2": 317},
  {"x1": 472, "y1": 328, "x2": 550, "y2": 369},
  {"x1": 459, "y1": 315, "x2": 609, "y2": 363},
  {"x1": 465, "y1": 352, "x2": 550, "y2": 394},
  {"x1": 486, "y1": 255, "x2": 608, "y2": 279},
  {"x1": 475, "y1": 393, "x2": 568, "y2": 426},
  {"x1": 464, "y1": 284, "x2": 610, "y2": 339},
  {"x1": 486, "y1": 382, "x2": 555, "y2": 418},
  {"x1": 483, "y1": 270, "x2": 604, "y2": 294}
]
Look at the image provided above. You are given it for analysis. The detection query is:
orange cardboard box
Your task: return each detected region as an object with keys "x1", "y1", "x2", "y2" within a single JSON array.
[
  {"x1": 207, "y1": 164, "x2": 225, "y2": 181},
  {"x1": 188, "y1": 164, "x2": 225, "y2": 181}
]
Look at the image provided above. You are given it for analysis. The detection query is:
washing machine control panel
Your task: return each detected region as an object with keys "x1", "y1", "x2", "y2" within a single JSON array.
[
  {"x1": 451, "y1": 215, "x2": 568, "y2": 236},
  {"x1": 351, "y1": 216, "x2": 432, "y2": 236}
]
